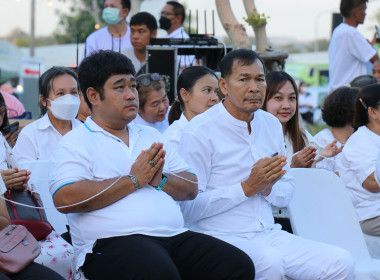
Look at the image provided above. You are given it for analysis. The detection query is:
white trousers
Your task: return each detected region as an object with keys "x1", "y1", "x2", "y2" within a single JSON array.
[{"x1": 215, "y1": 229, "x2": 355, "y2": 280}]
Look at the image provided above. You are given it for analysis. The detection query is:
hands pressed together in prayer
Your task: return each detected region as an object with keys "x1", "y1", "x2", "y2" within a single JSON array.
[
  {"x1": 129, "y1": 142, "x2": 166, "y2": 188},
  {"x1": 1, "y1": 167, "x2": 31, "y2": 191},
  {"x1": 242, "y1": 155, "x2": 287, "y2": 197}
]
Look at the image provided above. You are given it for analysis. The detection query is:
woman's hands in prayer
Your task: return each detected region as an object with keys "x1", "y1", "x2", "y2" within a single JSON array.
[
  {"x1": 1, "y1": 168, "x2": 30, "y2": 190},
  {"x1": 242, "y1": 155, "x2": 287, "y2": 197},
  {"x1": 290, "y1": 146, "x2": 317, "y2": 168}
]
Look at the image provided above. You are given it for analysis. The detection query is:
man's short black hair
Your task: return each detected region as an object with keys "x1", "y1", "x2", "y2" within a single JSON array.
[
  {"x1": 78, "y1": 50, "x2": 135, "y2": 110},
  {"x1": 220, "y1": 49, "x2": 265, "y2": 79},
  {"x1": 322, "y1": 86, "x2": 358, "y2": 127},
  {"x1": 130, "y1": 12, "x2": 158, "y2": 33},
  {"x1": 121, "y1": 0, "x2": 131, "y2": 10},
  {"x1": 340, "y1": 0, "x2": 367, "y2": 18},
  {"x1": 167, "y1": 1, "x2": 185, "y2": 24}
]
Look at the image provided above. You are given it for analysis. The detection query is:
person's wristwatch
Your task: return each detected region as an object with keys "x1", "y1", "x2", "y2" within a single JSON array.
[{"x1": 128, "y1": 174, "x2": 140, "y2": 190}]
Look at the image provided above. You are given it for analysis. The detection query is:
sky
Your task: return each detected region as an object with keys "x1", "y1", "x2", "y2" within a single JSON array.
[{"x1": 1, "y1": 0, "x2": 380, "y2": 44}]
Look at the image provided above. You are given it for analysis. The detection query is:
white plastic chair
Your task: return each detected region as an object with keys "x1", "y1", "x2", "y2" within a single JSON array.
[
  {"x1": 287, "y1": 168, "x2": 380, "y2": 280},
  {"x1": 18, "y1": 160, "x2": 68, "y2": 234}
]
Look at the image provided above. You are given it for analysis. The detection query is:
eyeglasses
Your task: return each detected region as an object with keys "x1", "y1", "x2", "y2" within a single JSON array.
[
  {"x1": 160, "y1": 12, "x2": 176, "y2": 17},
  {"x1": 136, "y1": 73, "x2": 161, "y2": 88}
]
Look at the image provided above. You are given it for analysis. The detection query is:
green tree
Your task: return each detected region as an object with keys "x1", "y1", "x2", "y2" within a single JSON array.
[{"x1": 54, "y1": 0, "x2": 104, "y2": 44}]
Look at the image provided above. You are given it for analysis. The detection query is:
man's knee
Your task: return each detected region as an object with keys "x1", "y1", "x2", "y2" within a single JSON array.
[{"x1": 324, "y1": 248, "x2": 355, "y2": 280}]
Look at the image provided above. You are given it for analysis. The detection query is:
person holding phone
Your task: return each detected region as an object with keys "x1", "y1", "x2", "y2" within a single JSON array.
[
  {"x1": 0, "y1": 94, "x2": 30, "y2": 191},
  {"x1": 328, "y1": 0, "x2": 379, "y2": 93}
]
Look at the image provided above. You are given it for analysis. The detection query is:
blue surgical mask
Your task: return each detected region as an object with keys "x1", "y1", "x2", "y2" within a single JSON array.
[{"x1": 102, "y1": 7, "x2": 123, "y2": 25}]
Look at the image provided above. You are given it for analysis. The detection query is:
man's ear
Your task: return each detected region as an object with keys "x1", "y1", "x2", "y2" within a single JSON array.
[
  {"x1": 152, "y1": 30, "x2": 157, "y2": 38},
  {"x1": 121, "y1": 8, "x2": 129, "y2": 18},
  {"x1": 86, "y1": 87, "x2": 100, "y2": 108},
  {"x1": 218, "y1": 77, "x2": 228, "y2": 97}
]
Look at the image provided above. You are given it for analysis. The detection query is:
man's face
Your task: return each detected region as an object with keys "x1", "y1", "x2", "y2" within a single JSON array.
[
  {"x1": 131, "y1": 24, "x2": 155, "y2": 51},
  {"x1": 219, "y1": 59, "x2": 267, "y2": 117},
  {"x1": 354, "y1": 3, "x2": 367, "y2": 24},
  {"x1": 99, "y1": 74, "x2": 139, "y2": 123},
  {"x1": 104, "y1": 0, "x2": 127, "y2": 17},
  {"x1": 160, "y1": 4, "x2": 178, "y2": 26},
  {"x1": 373, "y1": 62, "x2": 380, "y2": 82}
]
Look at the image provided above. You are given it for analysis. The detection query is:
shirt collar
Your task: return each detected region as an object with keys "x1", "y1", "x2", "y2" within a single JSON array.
[
  {"x1": 37, "y1": 113, "x2": 55, "y2": 130},
  {"x1": 84, "y1": 116, "x2": 142, "y2": 140},
  {"x1": 218, "y1": 102, "x2": 253, "y2": 129},
  {"x1": 167, "y1": 26, "x2": 185, "y2": 38},
  {"x1": 178, "y1": 113, "x2": 189, "y2": 125}
]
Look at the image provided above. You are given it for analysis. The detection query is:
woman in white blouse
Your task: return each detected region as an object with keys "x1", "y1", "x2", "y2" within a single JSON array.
[
  {"x1": 12, "y1": 67, "x2": 81, "y2": 162},
  {"x1": 262, "y1": 71, "x2": 338, "y2": 168},
  {"x1": 164, "y1": 66, "x2": 219, "y2": 151},
  {"x1": 314, "y1": 86, "x2": 358, "y2": 172},
  {"x1": 338, "y1": 84, "x2": 380, "y2": 236}
]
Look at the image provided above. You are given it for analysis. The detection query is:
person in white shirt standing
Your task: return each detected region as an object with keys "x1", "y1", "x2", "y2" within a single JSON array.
[
  {"x1": 160, "y1": 1, "x2": 195, "y2": 69},
  {"x1": 121, "y1": 12, "x2": 157, "y2": 75},
  {"x1": 179, "y1": 49, "x2": 355, "y2": 280},
  {"x1": 81, "y1": 0, "x2": 132, "y2": 61},
  {"x1": 328, "y1": 0, "x2": 379, "y2": 93},
  {"x1": 49, "y1": 50, "x2": 255, "y2": 280}
]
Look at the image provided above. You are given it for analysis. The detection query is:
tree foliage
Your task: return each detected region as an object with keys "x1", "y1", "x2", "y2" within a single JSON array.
[{"x1": 54, "y1": 0, "x2": 104, "y2": 44}]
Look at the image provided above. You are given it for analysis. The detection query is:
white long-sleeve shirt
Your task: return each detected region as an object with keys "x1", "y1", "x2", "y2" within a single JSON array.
[{"x1": 179, "y1": 103, "x2": 294, "y2": 237}]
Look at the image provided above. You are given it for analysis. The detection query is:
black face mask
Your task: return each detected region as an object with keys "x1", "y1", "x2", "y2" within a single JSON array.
[{"x1": 159, "y1": 16, "x2": 171, "y2": 31}]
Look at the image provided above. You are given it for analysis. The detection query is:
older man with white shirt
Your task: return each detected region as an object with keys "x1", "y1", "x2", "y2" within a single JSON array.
[{"x1": 179, "y1": 49, "x2": 355, "y2": 280}]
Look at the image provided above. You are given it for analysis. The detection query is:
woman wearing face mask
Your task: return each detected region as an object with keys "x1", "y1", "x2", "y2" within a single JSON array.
[
  {"x1": 7, "y1": 68, "x2": 77, "y2": 279},
  {"x1": 262, "y1": 71, "x2": 339, "y2": 168},
  {"x1": 164, "y1": 66, "x2": 219, "y2": 152},
  {"x1": 134, "y1": 73, "x2": 170, "y2": 133},
  {"x1": 13, "y1": 67, "x2": 81, "y2": 163}
]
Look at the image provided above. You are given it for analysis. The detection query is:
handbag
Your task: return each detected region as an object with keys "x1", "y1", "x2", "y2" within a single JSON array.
[
  {"x1": 0, "y1": 225, "x2": 41, "y2": 274},
  {"x1": 5, "y1": 190, "x2": 54, "y2": 241}
]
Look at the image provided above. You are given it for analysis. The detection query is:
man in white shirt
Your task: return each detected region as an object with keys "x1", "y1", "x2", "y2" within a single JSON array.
[
  {"x1": 160, "y1": 1, "x2": 195, "y2": 69},
  {"x1": 49, "y1": 50, "x2": 254, "y2": 279},
  {"x1": 81, "y1": 0, "x2": 132, "y2": 61},
  {"x1": 121, "y1": 12, "x2": 157, "y2": 75},
  {"x1": 328, "y1": 0, "x2": 379, "y2": 92},
  {"x1": 179, "y1": 49, "x2": 355, "y2": 280}
]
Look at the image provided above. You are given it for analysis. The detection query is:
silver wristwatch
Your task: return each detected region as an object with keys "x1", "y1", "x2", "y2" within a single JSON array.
[{"x1": 128, "y1": 174, "x2": 140, "y2": 190}]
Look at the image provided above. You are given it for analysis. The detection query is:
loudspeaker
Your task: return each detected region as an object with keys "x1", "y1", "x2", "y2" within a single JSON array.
[
  {"x1": 22, "y1": 77, "x2": 39, "y2": 118},
  {"x1": 146, "y1": 47, "x2": 177, "y2": 104},
  {"x1": 332, "y1": 13, "x2": 343, "y2": 35}
]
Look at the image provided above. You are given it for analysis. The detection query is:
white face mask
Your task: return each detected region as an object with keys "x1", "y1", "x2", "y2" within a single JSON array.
[{"x1": 48, "y1": 94, "x2": 80, "y2": 120}]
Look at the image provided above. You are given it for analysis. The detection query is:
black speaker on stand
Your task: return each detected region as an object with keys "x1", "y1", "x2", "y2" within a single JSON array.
[{"x1": 331, "y1": 13, "x2": 343, "y2": 35}]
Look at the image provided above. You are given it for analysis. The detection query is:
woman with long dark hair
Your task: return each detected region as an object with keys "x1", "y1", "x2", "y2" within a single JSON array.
[{"x1": 263, "y1": 71, "x2": 339, "y2": 168}]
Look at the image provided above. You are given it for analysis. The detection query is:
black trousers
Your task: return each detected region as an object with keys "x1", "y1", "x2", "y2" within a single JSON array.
[
  {"x1": 82, "y1": 231, "x2": 255, "y2": 280},
  {"x1": 0, "y1": 262, "x2": 64, "y2": 280}
]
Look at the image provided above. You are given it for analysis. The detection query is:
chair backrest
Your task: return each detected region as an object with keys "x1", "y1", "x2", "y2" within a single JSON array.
[
  {"x1": 18, "y1": 160, "x2": 68, "y2": 234},
  {"x1": 287, "y1": 168, "x2": 370, "y2": 262}
]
